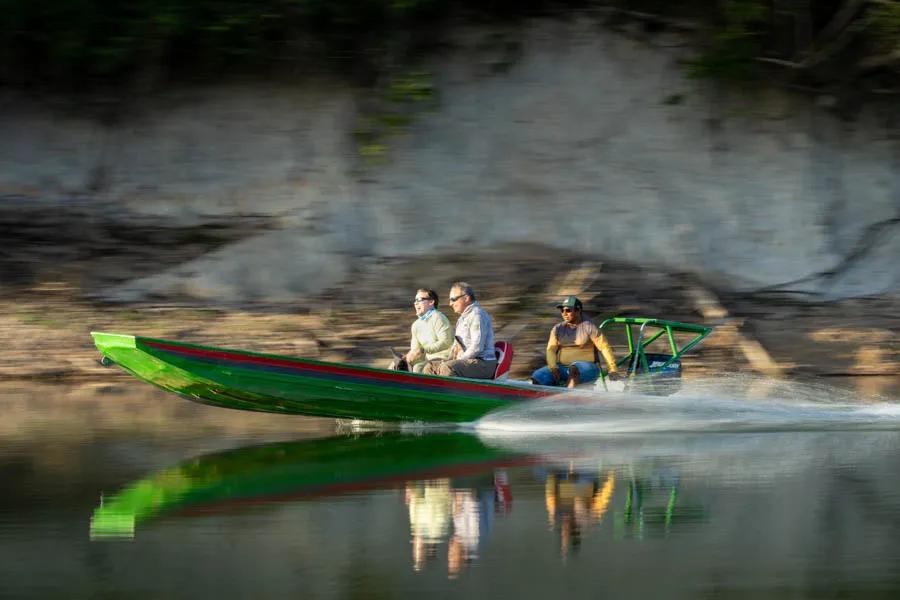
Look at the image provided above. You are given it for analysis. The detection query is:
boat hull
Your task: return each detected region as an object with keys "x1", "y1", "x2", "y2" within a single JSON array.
[
  {"x1": 91, "y1": 332, "x2": 557, "y2": 423},
  {"x1": 90, "y1": 432, "x2": 535, "y2": 538}
]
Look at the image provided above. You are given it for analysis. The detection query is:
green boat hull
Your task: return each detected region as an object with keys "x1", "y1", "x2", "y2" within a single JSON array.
[
  {"x1": 91, "y1": 432, "x2": 533, "y2": 538},
  {"x1": 92, "y1": 332, "x2": 555, "y2": 423},
  {"x1": 91, "y1": 319, "x2": 711, "y2": 423}
]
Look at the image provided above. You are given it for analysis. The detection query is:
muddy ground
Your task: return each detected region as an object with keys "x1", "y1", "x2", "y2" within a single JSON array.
[{"x1": 1, "y1": 205, "x2": 897, "y2": 396}]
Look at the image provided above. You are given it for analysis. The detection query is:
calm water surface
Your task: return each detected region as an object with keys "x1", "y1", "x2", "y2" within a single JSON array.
[{"x1": 3, "y1": 379, "x2": 900, "y2": 599}]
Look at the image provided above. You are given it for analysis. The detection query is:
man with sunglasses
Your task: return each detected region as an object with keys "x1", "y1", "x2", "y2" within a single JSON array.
[
  {"x1": 424, "y1": 282, "x2": 497, "y2": 379},
  {"x1": 531, "y1": 296, "x2": 620, "y2": 388},
  {"x1": 405, "y1": 288, "x2": 454, "y2": 373}
]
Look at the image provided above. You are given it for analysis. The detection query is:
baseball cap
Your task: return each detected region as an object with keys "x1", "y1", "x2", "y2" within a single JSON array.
[{"x1": 556, "y1": 295, "x2": 582, "y2": 310}]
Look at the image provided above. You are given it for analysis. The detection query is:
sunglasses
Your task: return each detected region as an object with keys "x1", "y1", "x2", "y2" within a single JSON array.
[
  {"x1": 414, "y1": 297, "x2": 432, "y2": 303},
  {"x1": 448, "y1": 294, "x2": 466, "y2": 303}
]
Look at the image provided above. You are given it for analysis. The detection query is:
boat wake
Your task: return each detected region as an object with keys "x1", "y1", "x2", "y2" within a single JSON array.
[{"x1": 473, "y1": 374, "x2": 900, "y2": 434}]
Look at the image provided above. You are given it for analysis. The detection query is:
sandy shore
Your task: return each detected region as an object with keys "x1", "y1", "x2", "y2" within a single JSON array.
[
  {"x1": 1, "y1": 204, "x2": 896, "y2": 394},
  {"x1": 2, "y1": 250, "x2": 897, "y2": 395}
]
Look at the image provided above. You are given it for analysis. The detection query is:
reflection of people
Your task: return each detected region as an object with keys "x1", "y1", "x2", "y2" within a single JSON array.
[
  {"x1": 494, "y1": 470, "x2": 512, "y2": 515},
  {"x1": 405, "y1": 479, "x2": 452, "y2": 572},
  {"x1": 543, "y1": 469, "x2": 615, "y2": 557},
  {"x1": 448, "y1": 489, "x2": 479, "y2": 578},
  {"x1": 404, "y1": 472, "x2": 512, "y2": 578},
  {"x1": 405, "y1": 289, "x2": 453, "y2": 373},
  {"x1": 531, "y1": 296, "x2": 619, "y2": 388},
  {"x1": 424, "y1": 282, "x2": 496, "y2": 379}
]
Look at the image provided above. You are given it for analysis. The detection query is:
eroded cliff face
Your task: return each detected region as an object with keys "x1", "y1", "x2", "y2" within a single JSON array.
[{"x1": 1, "y1": 16, "x2": 898, "y2": 303}]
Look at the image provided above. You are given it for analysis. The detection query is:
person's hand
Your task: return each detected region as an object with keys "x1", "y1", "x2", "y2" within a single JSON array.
[
  {"x1": 550, "y1": 367, "x2": 561, "y2": 384},
  {"x1": 607, "y1": 371, "x2": 621, "y2": 382},
  {"x1": 449, "y1": 342, "x2": 460, "y2": 360}
]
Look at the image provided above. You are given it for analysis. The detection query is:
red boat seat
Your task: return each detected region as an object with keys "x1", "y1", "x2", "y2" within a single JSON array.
[{"x1": 493, "y1": 341, "x2": 514, "y2": 380}]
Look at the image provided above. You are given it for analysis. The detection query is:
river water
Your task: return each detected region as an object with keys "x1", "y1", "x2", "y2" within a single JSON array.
[{"x1": 3, "y1": 377, "x2": 900, "y2": 598}]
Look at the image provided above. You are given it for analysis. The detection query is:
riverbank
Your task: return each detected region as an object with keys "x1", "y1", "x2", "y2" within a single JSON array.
[
  {"x1": 1, "y1": 13, "x2": 897, "y2": 394},
  {"x1": 5, "y1": 16, "x2": 900, "y2": 303},
  {"x1": 2, "y1": 243, "x2": 897, "y2": 398}
]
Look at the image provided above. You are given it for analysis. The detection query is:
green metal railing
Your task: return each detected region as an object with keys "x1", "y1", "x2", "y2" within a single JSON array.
[{"x1": 597, "y1": 317, "x2": 713, "y2": 380}]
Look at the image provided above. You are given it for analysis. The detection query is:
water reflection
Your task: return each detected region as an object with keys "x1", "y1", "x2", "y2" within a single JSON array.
[
  {"x1": 405, "y1": 469, "x2": 514, "y2": 578},
  {"x1": 91, "y1": 432, "x2": 532, "y2": 541},
  {"x1": 540, "y1": 468, "x2": 615, "y2": 557},
  {"x1": 86, "y1": 427, "x2": 900, "y2": 592},
  {"x1": 405, "y1": 479, "x2": 451, "y2": 571}
]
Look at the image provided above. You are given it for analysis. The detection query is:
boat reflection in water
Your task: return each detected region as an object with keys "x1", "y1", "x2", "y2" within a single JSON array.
[
  {"x1": 536, "y1": 462, "x2": 702, "y2": 557},
  {"x1": 89, "y1": 429, "x2": 723, "y2": 575},
  {"x1": 540, "y1": 468, "x2": 615, "y2": 558},
  {"x1": 89, "y1": 432, "x2": 539, "y2": 542},
  {"x1": 405, "y1": 466, "x2": 517, "y2": 577},
  {"x1": 93, "y1": 428, "x2": 900, "y2": 580}
]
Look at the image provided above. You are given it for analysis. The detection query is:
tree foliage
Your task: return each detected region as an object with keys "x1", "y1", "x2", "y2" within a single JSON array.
[
  {"x1": 0, "y1": 0, "x2": 585, "y2": 88},
  {"x1": 1, "y1": 0, "x2": 899, "y2": 97}
]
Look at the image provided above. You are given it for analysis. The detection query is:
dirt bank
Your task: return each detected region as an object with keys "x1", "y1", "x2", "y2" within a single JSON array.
[{"x1": 2, "y1": 230, "x2": 897, "y2": 398}]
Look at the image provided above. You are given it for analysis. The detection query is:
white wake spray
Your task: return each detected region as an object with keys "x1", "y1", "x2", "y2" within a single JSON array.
[{"x1": 473, "y1": 374, "x2": 900, "y2": 434}]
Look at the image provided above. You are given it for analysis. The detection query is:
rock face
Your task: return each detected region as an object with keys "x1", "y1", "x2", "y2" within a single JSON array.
[{"x1": 1, "y1": 16, "x2": 898, "y2": 303}]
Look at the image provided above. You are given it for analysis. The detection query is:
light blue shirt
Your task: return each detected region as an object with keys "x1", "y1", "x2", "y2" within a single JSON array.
[{"x1": 455, "y1": 302, "x2": 495, "y2": 362}]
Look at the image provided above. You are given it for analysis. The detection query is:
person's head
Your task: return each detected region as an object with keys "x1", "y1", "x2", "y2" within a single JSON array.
[
  {"x1": 413, "y1": 288, "x2": 438, "y2": 317},
  {"x1": 556, "y1": 295, "x2": 583, "y2": 324},
  {"x1": 448, "y1": 282, "x2": 475, "y2": 315}
]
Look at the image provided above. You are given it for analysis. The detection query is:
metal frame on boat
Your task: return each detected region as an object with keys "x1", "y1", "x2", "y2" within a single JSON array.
[{"x1": 595, "y1": 318, "x2": 712, "y2": 393}]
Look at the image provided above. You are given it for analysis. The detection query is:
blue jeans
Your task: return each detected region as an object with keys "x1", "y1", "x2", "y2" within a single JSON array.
[{"x1": 531, "y1": 361, "x2": 600, "y2": 386}]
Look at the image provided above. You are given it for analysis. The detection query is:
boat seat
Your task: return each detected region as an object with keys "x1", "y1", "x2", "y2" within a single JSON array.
[{"x1": 493, "y1": 341, "x2": 514, "y2": 380}]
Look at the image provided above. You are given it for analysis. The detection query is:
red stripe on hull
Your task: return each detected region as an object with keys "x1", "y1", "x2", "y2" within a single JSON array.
[
  {"x1": 144, "y1": 340, "x2": 552, "y2": 399},
  {"x1": 173, "y1": 455, "x2": 544, "y2": 517}
]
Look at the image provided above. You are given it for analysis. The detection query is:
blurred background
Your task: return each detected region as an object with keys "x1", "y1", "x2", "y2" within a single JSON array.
[
  {"x1": 0, "y1": 0, "x2": 898, "y2": 391},
  {"x1": 2, "y1": 4, "x2": 900, "y2": 598}
]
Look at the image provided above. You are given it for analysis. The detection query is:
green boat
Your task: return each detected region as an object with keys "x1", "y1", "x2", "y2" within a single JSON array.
[
  {"x1": 90, "y1": 432, "x2": 534, "y2": 539},
  {"x1": 91, "y1": 317, "x2": 711, "y2": 423}
]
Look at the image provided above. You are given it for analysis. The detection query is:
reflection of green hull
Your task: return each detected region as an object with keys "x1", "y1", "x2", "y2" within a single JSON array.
[
  {"x1": 92, "y1": 332, "x2": 554, "y2": 423},
  {"x1": 91, "y1": 433, "x2": 528, "y2": 539}
]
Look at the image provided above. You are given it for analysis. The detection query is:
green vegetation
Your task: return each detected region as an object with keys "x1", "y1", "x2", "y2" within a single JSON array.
[
  {"x1": 687, "y1": 0, "x2": 769, "y2": 80},
  {"x1": 0, "y1": 0, "x2": 585, "y2": 88},
  {"x1": 870, "y1": 0, "x2": 900, "y2": 54},
  {"x1": 354, "y1": 71, "x2": 437, "y2": 164},
  {"x1": 629, "y1": 0, "x2": 900, "y2": 95},
  {"x1": 1, "y1": 0, "x2": 898, "y2": 96}
]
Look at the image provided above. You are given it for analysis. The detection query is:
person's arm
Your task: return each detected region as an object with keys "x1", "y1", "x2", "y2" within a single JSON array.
[
  {"x1": 545, "y1": 327, "x2": 562, "y2": 383},
  {"x1": 545, "y1": 326, "x2": 560, "y2": 369},
  {"x1": 421, "y1": 313, "x2": 453, "y2": 354},
  {"x1": 592, "y1": 332, "x2": 618, "y2": 374},
  {"x1": 406, "y1": 323, "x2": 423, "y2": 363}
]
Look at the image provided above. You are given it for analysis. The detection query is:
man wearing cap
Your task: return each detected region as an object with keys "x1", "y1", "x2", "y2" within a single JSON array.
[{"x1": 531, "y1": 296, "x2": 620, "y2": 388}]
